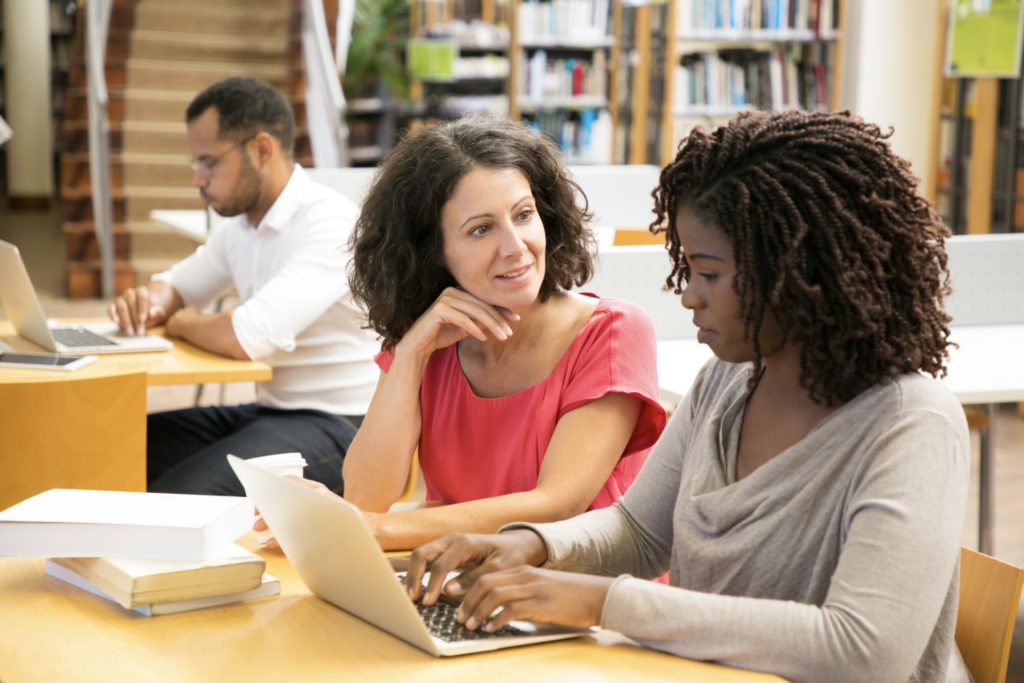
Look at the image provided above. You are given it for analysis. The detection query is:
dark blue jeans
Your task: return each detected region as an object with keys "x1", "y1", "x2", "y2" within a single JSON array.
[{"x1": 147, "y1": 403, "x2": 362, "y2": 496}]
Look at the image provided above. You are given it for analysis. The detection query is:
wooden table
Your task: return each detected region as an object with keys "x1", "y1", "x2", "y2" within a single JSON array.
[
  {"x1": 0, "y1": 320, "x2": 272, "y2": 386},
  {"x1": 0, "y1": 536, "x2": 783, "y2": 682},
  {"x1": 0, "y1": 319, "x2": 271, "y2": 507}
]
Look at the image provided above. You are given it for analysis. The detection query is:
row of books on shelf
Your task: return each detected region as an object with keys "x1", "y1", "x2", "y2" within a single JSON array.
[
  {"x1": 526, "y1": 108, "x2": 612, "y2": 165},
  {"x1": 673, "y1": 45, "x2": 830, "y2": 115},
  {"x1": 517, "y1": 0, "x2": 612, "y2": 45},
  {"x1": 409, "y1": 38, "x2": 512, "y2": 82},
  {"x1": 431, "y1": 94, "x2": 510, "y2": 118},
  {"x1": 421, "y1": 19, "x2": 510, "y2": 50},
  {"x1": 676, "y1": 0, "x2": 837, "y2": 36},
  {"x1": 0, "y1": 453, "x2": 307, "y2": 616},
  {"x1": 523, "y1": 49, "x2": 608, "y2": 101}
]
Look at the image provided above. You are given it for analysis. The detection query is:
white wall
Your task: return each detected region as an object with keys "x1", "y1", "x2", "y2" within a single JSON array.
[
  {"x1": 840, "y1": 0, "x2": 943, "y2": 184},
  {"x1": 3, "y1": 0, "x2": 53, "y2": 198}
]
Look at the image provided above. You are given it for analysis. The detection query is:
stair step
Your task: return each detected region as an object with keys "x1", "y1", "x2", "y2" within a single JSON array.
[
  {"x1": 121, "y1": 152, "x2": 194, "y2": 187},
  {"x1": 133, "y1": 3, "x2": 291, "y2": 35},
  {"x1": 129, "y1": 221, "x2": 204, "y2": 260},
  {"x1": 139, "y1": 0, "x2": 286, "y2": 8},
  {"x1": 129, "y1": 30, "x2": 288, "y2": 63},
  {"x1": 122, "y1": 120, "x2": 188, "y2": 153},
  {"x1": 130, "y1": 256, "x2": 184, "y2": 286},
  {"x1": 123, "y1": 186, "x2": 204, "y2": 222},
  {"x1": 123, "y1": 88, "x2": 203, "y2": 122},
  {"x1": 125, "y1": 58, "x2": 291, "y2": 92}
]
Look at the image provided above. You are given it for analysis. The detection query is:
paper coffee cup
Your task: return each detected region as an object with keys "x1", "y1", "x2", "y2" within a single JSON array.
[{"x1": 240, "y1": 453, "x2": 308, "y2": 544}]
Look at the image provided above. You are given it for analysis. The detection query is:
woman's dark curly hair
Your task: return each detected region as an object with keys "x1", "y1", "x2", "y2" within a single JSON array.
[
  {"x1": 652, "y1": 110, "x2": 953, "y2": 406},
  {"x1": 349, "y1": 114, "x2": 595, "y2": 347}
]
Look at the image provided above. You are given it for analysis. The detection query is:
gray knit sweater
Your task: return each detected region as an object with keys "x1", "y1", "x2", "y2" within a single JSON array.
[{"x1": 518, "y1": 359, "x2": 971, "y2": 683}]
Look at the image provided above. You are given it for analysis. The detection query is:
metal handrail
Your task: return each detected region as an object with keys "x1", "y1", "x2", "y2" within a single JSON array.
[
  {"x1": 85, "y1": 0, "x2": 115, "y2": 298},
  {"x1": 302, "y1": 0, "x2": 351, "y2": 167}
]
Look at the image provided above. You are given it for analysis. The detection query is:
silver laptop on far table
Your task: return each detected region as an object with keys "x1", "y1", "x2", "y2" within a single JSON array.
[
  {"x1": 227, "y1": 455, "x2": 588, "y2": 657},
  {"x1": 0, "y1": 240, "x2": 171, "y2": 354}
]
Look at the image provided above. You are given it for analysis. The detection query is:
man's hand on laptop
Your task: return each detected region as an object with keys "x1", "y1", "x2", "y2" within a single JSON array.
[
  {"x1": 404, "y1": 530, "x2": 548, "y2": 606},
  {"x1": 109, "y1": 282, "x2": 178, "y2": 336}
]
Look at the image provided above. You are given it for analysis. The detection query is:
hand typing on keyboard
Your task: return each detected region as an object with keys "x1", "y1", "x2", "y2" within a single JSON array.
[
  {"x1": 404, "y1": 531, "x2": 611, "y2": 633},
  {"x1": 398, "y1": 572, "x2": 524, "y2": 640},
  {"x1": 109, "y1": 282, "x2": 180, "y2": 336}
]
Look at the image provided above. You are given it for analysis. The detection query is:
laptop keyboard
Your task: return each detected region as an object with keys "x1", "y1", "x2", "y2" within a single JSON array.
[
  {"x1": 52, "y1": 327, "x2": 117, "y2": 348},
  {"x1": 416, "y1": 600, "x2": 526, "y2": 642}
]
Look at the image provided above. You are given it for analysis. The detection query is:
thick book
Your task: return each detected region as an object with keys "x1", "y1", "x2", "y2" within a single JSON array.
[
  {"x1": 48, "y1": 543, "x2": 265, "y2": 608},
  {"x1": 0, "y1": 489, "x2": 253, "y2": 562},
  {"x1": 45, "y1": 560, "x2": 280, "y2": 616}
]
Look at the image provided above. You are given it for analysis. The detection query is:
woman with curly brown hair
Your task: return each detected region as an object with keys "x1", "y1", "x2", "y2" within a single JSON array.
[
  {"x1": 317, "y1": 114, "x2": 666, "y2": 551},
  {"x1": 405, "y1": 110, "x2": 971, "y2": 682}
]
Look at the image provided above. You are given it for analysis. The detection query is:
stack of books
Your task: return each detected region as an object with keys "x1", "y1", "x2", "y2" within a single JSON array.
[
  {"x1": 0, "y1": 487, "x2": 278, "y2": 616},
  {"x1": 45, "y1": 545, "x2": 278, "y2": 616}
]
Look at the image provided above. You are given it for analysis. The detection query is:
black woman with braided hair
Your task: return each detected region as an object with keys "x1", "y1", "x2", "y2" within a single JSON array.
[{"x1": 403, "y1": 110, "x2": 971, "y2": 683}]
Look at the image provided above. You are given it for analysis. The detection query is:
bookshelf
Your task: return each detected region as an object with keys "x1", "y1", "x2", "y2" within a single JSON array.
[
  {"x1": 935, "y1": 77, "x2": 1022, "y2": 235},
  {"x1": 408, "y1": 6, "x2": 512, "y2": 121},
  {"x1": 929, "y1": 0, "x2": 1022, "y2": 236},
  {"x1": 50, "y1": 0, "x2": 77, "y2": 185},
  {"x1": 621, "y1": 0, "x2": 846, "y2": 166},
  {"x1": 409, "y1": 0, "x2": 615, "y2": 164},
  {"x1": 339, "y1": 0, "x2": 414, "y2": 167}
]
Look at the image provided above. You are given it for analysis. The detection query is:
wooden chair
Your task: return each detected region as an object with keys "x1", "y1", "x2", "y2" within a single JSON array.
[
  {"x1": 396, "y1": 452, "x2": 420, "y2": 504},
  {"x1": 956, "y1": 547, "x2": 1024, "y2": 683},
  {"x1": 0, "y1": 371, "x2": 147, "y2": 509}
]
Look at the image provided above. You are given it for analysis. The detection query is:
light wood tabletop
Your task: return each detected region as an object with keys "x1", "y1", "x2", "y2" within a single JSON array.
[
  {"x1": 0, "y1": 534, "x2": 784, "y2": 683},
  {"x1": 0, "y1": 319, "x2": 272, "y2": 386}
]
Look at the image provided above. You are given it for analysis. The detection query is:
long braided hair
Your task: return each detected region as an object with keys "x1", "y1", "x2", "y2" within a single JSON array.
[{"x1": 653, "y1": 110, "x2": 952, "y2": 406}]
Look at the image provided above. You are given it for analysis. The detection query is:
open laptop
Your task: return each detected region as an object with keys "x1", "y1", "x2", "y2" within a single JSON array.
[
  {"x1": 227, "y1": 455, "x2": 588, "y2": 656},
  {"x1": 0, "y1": 240, "x2": 171, "y2": 354}
]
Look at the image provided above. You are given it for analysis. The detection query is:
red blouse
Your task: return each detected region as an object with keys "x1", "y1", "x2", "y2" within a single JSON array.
[{"x1": 376, "y1": 295, "x2": 666, "y2": 510}]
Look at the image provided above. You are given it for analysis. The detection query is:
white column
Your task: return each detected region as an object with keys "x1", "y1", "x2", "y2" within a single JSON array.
[
  {"x1": 840, "y1": 0, "x2": 942, "y2": 183},
  {"x1": 3, "y1": 0, "x2": 54, "y2": 200}
]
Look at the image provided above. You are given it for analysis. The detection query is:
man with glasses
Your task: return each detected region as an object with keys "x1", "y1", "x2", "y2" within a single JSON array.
[{"x1": 108, "y1": 76, "x2": 379, "y2": 498}]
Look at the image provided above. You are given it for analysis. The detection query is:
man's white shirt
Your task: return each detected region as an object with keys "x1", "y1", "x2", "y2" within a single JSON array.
[{"x1": 154, "y1": 165, "x2": 380, "y2": 416}]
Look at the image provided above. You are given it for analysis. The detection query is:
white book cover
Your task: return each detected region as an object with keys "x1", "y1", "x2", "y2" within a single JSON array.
[
  {"x1": 0, "y1": 489, "x2": 254, "y2": 562},
  {"x1": 46, "y1": 560, "x2": 280, "y2": 616}
]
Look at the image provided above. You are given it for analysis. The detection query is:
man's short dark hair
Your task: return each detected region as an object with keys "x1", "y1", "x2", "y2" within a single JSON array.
[{"x1": 185, "y1": 76, "x2": 295, "y2": 155}]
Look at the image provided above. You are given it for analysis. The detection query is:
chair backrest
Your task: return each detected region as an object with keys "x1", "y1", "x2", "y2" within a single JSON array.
[
  {"x1": 305, "y1": 167, "x2": 378, "y2": 207},
  {"x1": 566, "y1": 164, "x2": 661, "y2": 229},
  {"x1": 956, "y1": 547, "x2": 1024, "y2": 683},
  {"x1": 0, "y1": 371, "x2": 147, "y2": 510},
  {"x1": 945, "y1": 233, "x2": 1024, "y2": 327},
  {"x1": 612, "y1": 228, "x2": 663, "y2": 246}
]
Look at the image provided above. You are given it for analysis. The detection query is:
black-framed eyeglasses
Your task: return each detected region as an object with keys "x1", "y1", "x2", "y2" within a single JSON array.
[{"x1": 187, "y1": 134, "x2": 256, "y2": 176}]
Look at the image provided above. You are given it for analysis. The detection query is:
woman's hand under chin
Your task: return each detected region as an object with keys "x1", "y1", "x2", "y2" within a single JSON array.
[{"x1": 396, "y1": 287, "x2": 518, "y2": 360}]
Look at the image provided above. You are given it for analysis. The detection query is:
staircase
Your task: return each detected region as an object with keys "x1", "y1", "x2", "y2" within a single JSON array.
[{"x1": 62, "y1": 0, "x2": 312, "y2": 298}]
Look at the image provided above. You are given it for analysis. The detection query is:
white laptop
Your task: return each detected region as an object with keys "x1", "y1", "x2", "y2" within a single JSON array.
[
  {"x1": 227, "y1": 455, "x2": 588, "y2": 657},
  {"x1": 0, "y1": 240, "x2": 171, "y2": 354}
]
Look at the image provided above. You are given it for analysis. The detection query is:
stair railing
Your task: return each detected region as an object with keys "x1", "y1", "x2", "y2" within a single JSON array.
[
  {"x1": 85, "y1": 0, "x2": 115, "y2": 298},
  {"x1": 302, "y1": 0, "x2": 352, "y2": 167}
]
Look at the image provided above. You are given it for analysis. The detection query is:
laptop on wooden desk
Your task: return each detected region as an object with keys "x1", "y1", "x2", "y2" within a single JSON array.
[
  {"x1": 0, "y1": 240, "x2": 171, "y2": 354},
  {"x1": 227, "y1": 455, "x2": 588, "y2": 657}
]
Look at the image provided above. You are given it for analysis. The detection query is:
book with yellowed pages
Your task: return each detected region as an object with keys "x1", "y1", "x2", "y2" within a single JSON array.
[
  {"x1": 45, "y1": 559, "x2": 280, "y2": 616},
  {"x1": 47, "y1": 543, "x2": 265, "y2": 609},
  {"x1": 0, "y1": 489, "x2": 253, "y2": 562}
]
